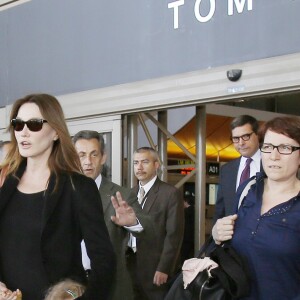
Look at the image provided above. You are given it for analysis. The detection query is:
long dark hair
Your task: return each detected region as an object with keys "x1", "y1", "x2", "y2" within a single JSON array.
[{"x1": 2, "y1": 94, "x2": 82, "y2": 181}]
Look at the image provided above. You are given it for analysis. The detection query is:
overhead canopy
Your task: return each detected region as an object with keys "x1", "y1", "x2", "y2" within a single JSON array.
[{"x1": 167, "y1": 114, "x2": 242, "y2": 162}]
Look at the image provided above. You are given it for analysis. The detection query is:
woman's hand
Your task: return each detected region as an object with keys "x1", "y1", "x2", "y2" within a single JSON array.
[
  {"x1": 212, "y1": 214, "x2": 238, "y2": 245},
  {"x1": 0, "y1": 282, "x2": 9, "y2": 300},
  {"x1": 0, "y1": 283, "x2": 21, "y2": 300},
  {"x1": 0, "y1": 282, "x2": 7, "y2": 291}
]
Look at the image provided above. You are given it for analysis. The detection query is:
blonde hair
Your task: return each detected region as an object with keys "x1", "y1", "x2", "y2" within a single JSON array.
[
  {"x1": 1, "y1": 94, "x2": 82, "y2": 188},
  {"x1": 44, "y1": 279, "x2": 85, "y2": 300}
]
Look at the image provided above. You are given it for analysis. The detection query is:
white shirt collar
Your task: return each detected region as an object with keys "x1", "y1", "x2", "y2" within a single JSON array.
[
  {"x1": 240, "y1": 149, "x2": 261, "y2": 170},
  {"x1": 139, "y1": 175, "x2": 157, "y2": 196},
  {"x1": 94, "y1": 174, "x2": 102, "y2": 189}
]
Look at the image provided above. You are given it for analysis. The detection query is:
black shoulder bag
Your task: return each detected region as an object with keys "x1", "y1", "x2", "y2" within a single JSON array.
[
  {"x1": 165, "y1": 238, "x2": 250, "y2": 300},
  {"x1": 165, "y1": 179, "x2": 256, "y2": 300}
]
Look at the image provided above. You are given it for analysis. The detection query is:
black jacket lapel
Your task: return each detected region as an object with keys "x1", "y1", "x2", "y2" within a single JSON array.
[
  {"x1": 0, "y1": 161, "x2": 26, "y2": 213},
  {"x1": 41, "y1": 173, "x2": 67, "y2": 232}
]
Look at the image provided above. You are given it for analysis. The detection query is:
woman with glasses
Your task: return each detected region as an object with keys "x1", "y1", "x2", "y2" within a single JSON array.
[
  {"x1": 212, "y1": 116, "x2": 300, "y2": 300},
  {"x1": 0, "y1": 94, "x2": 115, "y2": 300}
]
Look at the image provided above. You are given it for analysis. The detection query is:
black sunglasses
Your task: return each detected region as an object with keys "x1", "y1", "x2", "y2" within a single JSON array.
[{"x1": 11, "y1": 118, "x2": 48, "y2": 132}]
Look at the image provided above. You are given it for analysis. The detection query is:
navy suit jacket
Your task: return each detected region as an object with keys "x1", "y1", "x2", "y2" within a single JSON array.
[
  {"x1": 214, "y1": 156, "x2": 262, "y2": 223},
  {"x1": 213, "y1": 157, "x2": 241, "y2": 223}
]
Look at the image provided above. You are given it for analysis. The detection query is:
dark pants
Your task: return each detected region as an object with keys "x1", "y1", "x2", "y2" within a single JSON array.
[{"x1": 126, "y1": 247, "x2": 150, "y2": 300}]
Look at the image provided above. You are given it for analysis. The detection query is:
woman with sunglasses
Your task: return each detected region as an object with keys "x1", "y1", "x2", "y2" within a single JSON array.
[
  {"x1": 0, "y1": 94, "x2": 116, "y2": 300},
  {"x1": 212, "y1": 116, "x2": 300, "y2": 300}
]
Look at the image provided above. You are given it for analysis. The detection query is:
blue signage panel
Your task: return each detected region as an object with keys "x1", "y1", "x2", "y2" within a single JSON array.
[{"x1": 1, "y1": 0, "x2": 300, "y2": 104}]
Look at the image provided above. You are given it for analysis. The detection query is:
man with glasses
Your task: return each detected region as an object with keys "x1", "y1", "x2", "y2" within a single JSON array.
[{"x1": 213, "y1": 115, "x2": 261, "y2": 222}]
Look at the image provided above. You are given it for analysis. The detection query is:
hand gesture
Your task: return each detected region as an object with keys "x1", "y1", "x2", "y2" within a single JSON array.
[
  {"x1": 212, "y1": 214, "x2": 238, "y2": 245},
  {"x1": 111, "y1": 191, "x2": 138, "y2": 226}
]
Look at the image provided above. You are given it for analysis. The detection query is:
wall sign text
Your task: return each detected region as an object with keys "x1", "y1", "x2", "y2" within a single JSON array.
[{"x1": 168, "y1": 0, "x2": 253, "y2": 29}]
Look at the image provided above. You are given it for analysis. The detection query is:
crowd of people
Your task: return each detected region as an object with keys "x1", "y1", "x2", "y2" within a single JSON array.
[
  {"x1": 0, "y1": 93, "x2": 184, "y2": 300},
  {"x1": 0, "y1": 93, "x2": 300, "y2": 300}
]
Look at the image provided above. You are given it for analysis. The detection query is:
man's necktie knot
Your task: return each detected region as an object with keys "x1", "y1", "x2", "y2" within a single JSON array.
[
  {"x1": 138, "y1": 186, "x2": 145, "y2": 205},
  {"x1": 239, "y1": 158, "x2": 252, "y2": 185}
]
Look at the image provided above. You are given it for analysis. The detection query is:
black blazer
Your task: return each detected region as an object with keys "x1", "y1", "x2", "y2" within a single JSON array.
[{"x1": 0, "y1": 163, "x2": 116, "y2": 300}]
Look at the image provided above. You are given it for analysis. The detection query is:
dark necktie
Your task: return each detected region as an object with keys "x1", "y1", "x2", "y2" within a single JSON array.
[
  {"x1": 239, "y1": 158, "x2": 252, "y2": 185},
  {"x1": 138, "y1": 187, "x2": 145, "y2": 205}
]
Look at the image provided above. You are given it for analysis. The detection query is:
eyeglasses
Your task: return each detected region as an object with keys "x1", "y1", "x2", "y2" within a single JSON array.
[
  {"x1": 260, "y1": 143, "x2": 300, "y2": 155},
  {"x1": 11, "y1": 118, "x2": 48, "y2": 132},
  {"x1": 231, "y1": 132, "x2": 254, "y2": 143}
]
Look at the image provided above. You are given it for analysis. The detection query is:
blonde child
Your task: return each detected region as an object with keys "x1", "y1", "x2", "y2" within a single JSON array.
[{"x1": 44, "y1": 279, "x2": 85, "y2": 300}]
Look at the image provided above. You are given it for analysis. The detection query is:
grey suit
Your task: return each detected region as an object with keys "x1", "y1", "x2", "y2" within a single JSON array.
[
  {"x1": 133, "y1": 177, "x2": 184, "y2": 300},
  {"x1": 100, "y1": 177, "x2": 152, "y2": 300}
]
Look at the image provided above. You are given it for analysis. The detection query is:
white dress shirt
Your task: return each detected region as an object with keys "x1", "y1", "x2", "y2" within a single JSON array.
[
  {"x1": 81, "y1": 174, "x2": 102, "y2": 270},
  {"x1": 128, "y1": 175, "x2": 157, "y2": 251},
  {"x1": 82, "y1": 174, "x2": 143, "y2": 269}
]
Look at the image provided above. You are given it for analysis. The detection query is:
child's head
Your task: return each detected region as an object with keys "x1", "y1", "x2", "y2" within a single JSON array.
[{"x1": 44, "y1": 279, "x2": 85, "y2": 300}]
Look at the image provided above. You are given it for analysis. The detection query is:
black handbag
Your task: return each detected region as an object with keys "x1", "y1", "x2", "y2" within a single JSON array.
[
  {"x1": 165, "y1": 179, "x2": 256, "y2": 300},
  {"x1": 165, "y1": 237, "x2": 250, "y2": 300}
]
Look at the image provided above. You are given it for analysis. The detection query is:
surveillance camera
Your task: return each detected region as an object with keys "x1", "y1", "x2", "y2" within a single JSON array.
[{"x1": 227, "y1": 69, "x2": 242, "y2": 82}]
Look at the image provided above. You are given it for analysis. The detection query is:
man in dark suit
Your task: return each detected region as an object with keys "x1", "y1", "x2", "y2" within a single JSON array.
[
  {"x1": 73, "y1": 130, "x2": 151, "y2": 300},
  {"x1": 128, "y1": 147, "x2": 184, "y2": 300},
  {"x1": 213, "y1": 115, "x2": 261, "y2": 222}
]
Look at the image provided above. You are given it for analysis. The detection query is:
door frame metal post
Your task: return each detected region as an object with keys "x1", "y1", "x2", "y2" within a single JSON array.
[
  {"x1": 127, "y1": 114, "x2": 138, "y2": 188},
  {"x1": 157, "y1": 110, "x2": 168, "y2": 182},
  {"x1": 195, "y1": 105, "x2": 206, "y2": 251}
]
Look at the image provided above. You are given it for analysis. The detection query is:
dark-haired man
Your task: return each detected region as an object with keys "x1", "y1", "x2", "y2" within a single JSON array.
[
  {"x1": 127, "y1": 147, "x2": 184, "y2": 300},
  {"x1": 213, "y1": 115, "x2": 261, "y2": 222},
  {"x1": 73, "y1": 130, "x2": 150, "y2": 300}
]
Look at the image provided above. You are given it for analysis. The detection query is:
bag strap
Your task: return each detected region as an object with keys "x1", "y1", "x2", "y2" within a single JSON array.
[
  {"x1": 195, "y1": 235, "x2": 214, "y2": 258},
  {"x1": 190, "y1": 177, "x2": 255, "y2": 295},
  {"x1": 237, "y1": 177, "x2": 256, "y2": 209},
  {"x1": 203, "y1": 179, "x2": 255, "y2": 297},
  {"x1": 209, "y1": 178, "x2": 256, "y2": 297}
]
